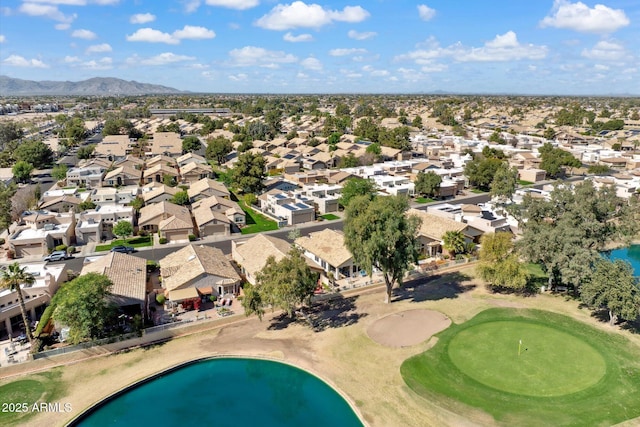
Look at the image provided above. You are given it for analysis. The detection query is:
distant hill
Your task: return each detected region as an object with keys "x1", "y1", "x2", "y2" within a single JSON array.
[{"x1": 0, "y1": 76, "x2": 185, "y2": 96}]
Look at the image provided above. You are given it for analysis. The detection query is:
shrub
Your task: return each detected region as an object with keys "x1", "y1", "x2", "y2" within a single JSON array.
[
  {"x1": 34, "y1": 304, "x2": 55, "y2": 337},
  {"x1": 67, "y1": 245, "x2": 75, "y2": 254},
  {"x1": 159, "y1": 237, "x2": 167, "y2": 244},
  {"x1": 156, "y1": 294, "x2": 166, "y2": 305},
  {"x1": 188, "y1": 234, "x2": 197, "y2": 241},
  {"x1": 137, "y1": 229, "x2": 148, "y2": 237},
  {"x1": 55, "y1": 244, "x2": 67, "y2": 252}
]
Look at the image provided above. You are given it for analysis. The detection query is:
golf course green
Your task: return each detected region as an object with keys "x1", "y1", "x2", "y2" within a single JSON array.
[{"x1": 401, "y1": 308, "x2": 640, "y2": 426}]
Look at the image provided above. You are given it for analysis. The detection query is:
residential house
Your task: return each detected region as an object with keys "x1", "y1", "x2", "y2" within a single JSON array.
[
  {"x1": 0, "y1": 262, "x2": 67, "y2": 340},
  {"x1": 407, "y1": 208, "x2": 473, "y2": 258},
  {"x1": 262, "y1": 177, "x2": 300, "y2": 193},
  {"x1": 9, "y1": 211, "x2": 76, "y2": 257},
  {"x1": 231, "y1": 235, "x2": 291, "y2": 285},
  {"x1": 81, "y1": 252, "x2": 147, "y2": 318},
  {"x1": 187, "y1": 178, "x2": 230, "y2": 202},
  {"x1": 428, "y1": 203, "x2": 509, "y2": 235},
  {"x1": 176, "y1": 152, "x2": 207, "y2": 168},
  {"x1": 518, "y1": 168, "x2": 546, "y2": 183},
  {"x1": 146, "y1": 154, "x2": 177, "y2": 169},
  {"x1": 192, "y1": 195, "x2": 245, "y2": 236},
  {"x1": 103, "y1": 165, "x2": 142, "y2": 187},
  {"x1": 38, "y1": 195, "x2": 85, "y2": 213},
  {"x1": 90, "y1": 186, "x2": 139, "y2": 206},
  {"x1": 179, "y1": 161, "x2": 213, "y2": 184},
  {"x1": 260, "y1": 192, "x2": 315, "y2": 226},
  {"x1": 298, "y1": 183, "x2": 341, "y2": 214},
  {"x1": 160, "y1": 244, "x2": 241, "y2": 301},
  {"x1": 139, "y1": 201, "x2": 193, "y2": 242},
  {"x1": 75, "y1": 205, "x2": 135, "y2": 244},
  {"x1": 295, "y1": 229, "x2": 360, "y2": 280},
  {"x1": 94, "y1": 135, "x2": 132, "y2": 161},
  {"x1": 143, "y1": 163, "x2": 179, "y2": 185},
  {"x1": 66, "y1": 165, "x2": 106, "y2": 188},
  {"x1": 141, "y1": 183, "x2": 180, "y2": 205},
  {"x1": 149, "y1": 132, "x2": 182, "y2": 157},
  {"x1": 115, "y1": 155, "x2": 145, "y2": 171}
]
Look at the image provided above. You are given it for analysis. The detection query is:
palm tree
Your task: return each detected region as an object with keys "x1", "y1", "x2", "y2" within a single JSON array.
[
  {"x1": 0, "y1": 262, "x2": 35, "y2": 344},
  {"x1": 442, "y1": 231, "x2": 466, "y2": 257}
]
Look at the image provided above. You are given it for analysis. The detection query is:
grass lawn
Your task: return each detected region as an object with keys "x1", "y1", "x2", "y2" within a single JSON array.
[
  {"x1": 518, "y1": 180, "x2": 534, "y2": 186},
  {"x1": 0, "y1": 371, "x2": 66, "y2": 426},
  {"x1": 525, "y1": 262, "x2": 549, "y2": 289},
  {"x1": 320, "y1": 213, "x2": 340, "y2": 220},
  {"x1": 470, "y1": 189, "x2": 488, "y2": 194},
  {"x1": 401, "y1": 308, "x2": 640, "y2": 426},
  {"x1": 95, "y1": 236, "x2": 153, "y2": 252},
  {"x1": 415, "y1": 197, "x2": 434, "y2": 204},
  {"x1": 237, "y1": 199, "x2": 278, "y2": 234}
]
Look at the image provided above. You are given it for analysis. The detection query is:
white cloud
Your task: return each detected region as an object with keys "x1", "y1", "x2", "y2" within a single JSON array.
[
  {"x1": 0, "y1": 35, "x2": 5, "y2": 43},
  {"x1": 172, "y1": 25, "x2": 216, "y2": 40},
  {"x1": 86, "y1": 43, "x2": 112, "y2": 54},
  {"x1": 205, "y1": 0, "x2": 259, "y2": 9},
  {"x1": 301, "y1": 57, "x2": 322, "y2": 70},
  {"x1": 130, "y1": 13, "x2": 155, "y2": 24},
  {"x1": 581, "y1": 40, "x2": 626, "y2": 61},
  {"x1": 396, "y1": 31, "x2": 547, "y2": 63},
  {"x1": 126, "y1": 52, "x2": 196, "y2": 66},
  {"x1": 417, "y1": 4, "x2": 436, "y2": 21},
  {"x1": 347, "y1": 29, "x2": 376, "y2": 40},
  {"x1": 55, "y1": 23, "x2": 71, "y2": 30},
  {"x1": 540, "y1": 0, "x2": 629, "y2": 33},
  {"x1": 64, "y1": 55, "x2": 80, "y2": 63},
  {"x1": 184, "y1": 0, "x2": 200, "y2": 13},
  {"x1": 229, "y1": 73, "x2": 248, "y2": 81},
  {"x1": 71, "y1": 29, "x2": 97, "y2": 39},
  {"x1": 228, "y1": 46, "x2": 298, "y2": 68},
  {"x1": 2, "y1": 54, "x2": 49, "y2": 68},
  {"x1": 19, "y1": 3, "x2": 76, "y2": 23},
  {"x1": 188, "y1": 63, "x2": 209, "y2": 69},
  {"x1": 81, "y1": 57, "x2": 112, "y2": 70},
  {"x1": 255, "y1": 2, "x2": 369, "y2": 30},
  {"x1": 329, "y1": 48, "x2": 367, "y2": 56},
  {"x1": 283, "y1": 32, "x2": 313, "y2": 42},
  {"x1": 594, "y1": 64, "x2": 609, "y2": 71},
  {"x1": 126, "y1": 25, "x2": 215, "y2": 44}
]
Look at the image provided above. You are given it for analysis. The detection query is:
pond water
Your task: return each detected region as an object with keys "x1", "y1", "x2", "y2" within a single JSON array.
[
  {"x1": 73, "y1": 358, "x2": 363, "y2": 427},
  {"x1": 605, "y1": 245, "x2": 640, "y2": 276}
]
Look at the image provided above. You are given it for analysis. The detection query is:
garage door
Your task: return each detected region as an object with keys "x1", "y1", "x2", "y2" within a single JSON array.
[{"x1": 17, "y1": 244, "x2": 43, "y2": 257}]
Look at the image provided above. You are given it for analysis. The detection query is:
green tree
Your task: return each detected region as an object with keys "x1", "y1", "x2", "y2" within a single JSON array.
[
  {"x1": 77, "y1": 144, "x2": 96, "y2": 160},
  {"x1": 129, "y1": 196, "x2": 144, "y2": 212},
  {"x1": 170, "y1": 190, "x2": 190, "y2": 206},
  {"x1": 162, "y1": 174, "x2": 177, "y2": 187},
  {"x1": 244, "y1": 249, "x2": 318, "y2": 319},
  {"x1": 0, "y1": 182, "x2": 17, "y2": 233},
  {"x1": 354, "y1": 117, "x2": 379, "y2": 142},
  {"x1": 588, "y1": 164, "x2": 612, "y2": 175},
  {"x1": 414, "y1": 171, "x2": 442, "y2": 198},
  {"x1": 51, "y1": 273, "x2": 117, "y2": 344},
  {"x1": 112, "y1": 220, "x2": 133, "y2": 241},
  {"x1": 0, "y1": 122, "x2": 24, "y2": 150},
  {"x1": 477, "y1": 233, "x2": 529, "y2": 290},
  {"x1": 231, "y1": 152, "x2": 266, "y2": 194},
  {"x1": 339, "y1": 178, "x2": 377, "y2": 208},
  {"x1": 443, "y1": 230, "x2": 466, "y2": 256},
  {"x1": 14, "y1": 140, "x2": 54, "y2": 168},
  {"x1": 490, "y1": 163, "x2": 518, "y2": 202},
  {"x1": 12, "y1": 161, "x2": 34, "y2": 183},
  {"x1": 538, "y1": 142, "x2": 582, "y2": 178},
  {"x1": 338, "y1": 153, "x2": 359, "y2": 168},
  {"x1": 489, "y1": 130, "x2": 506, "y2": 144},
  {"x1": 543, "y1": 127, "x2": 556, "y2": 140},
  {"x1": 580, "y1": 259, "x2": 640, "y2": 325},
  {"x1": 0, "y1": 263, "x2": 35, "y2": 344},
  {"x1": 206, "y1": 136, "x2": 233, "y2": 165},
  {"x1": 78, "y1": 199, "x2": 96, "y2": 211},
  {"x1": 181, "y1": 135, "x2": 202, "y2": 153},
  {"x1": 412, "y1": 115, "x2": 423, "y2": 128},
  {"x1": 464, "y1": 157, "x2": 505, "y2": 191},
  {"x1": 52, "y1": 164, "x2": 68, "y2": 181},
  {"x1": 344, "y1": 195, "x2": 422, "y2": 303}
]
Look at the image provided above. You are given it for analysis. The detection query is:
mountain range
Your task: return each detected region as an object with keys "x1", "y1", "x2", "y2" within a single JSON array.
[{"x1": 0, "y1": 76, "x2": 184, "y2": 96}]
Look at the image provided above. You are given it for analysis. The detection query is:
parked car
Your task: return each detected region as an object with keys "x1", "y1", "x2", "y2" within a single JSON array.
[
  {"x1": 111, "y1": 245, "x2": 135, "y2": 254},
  {"x1": 43, "y1": 250, "x2": 70, "y2": 262}
]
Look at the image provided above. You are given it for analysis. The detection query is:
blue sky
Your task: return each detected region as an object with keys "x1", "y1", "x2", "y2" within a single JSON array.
[{"x1": 0, "y1": 0, "x2": 638, "y2": 94}]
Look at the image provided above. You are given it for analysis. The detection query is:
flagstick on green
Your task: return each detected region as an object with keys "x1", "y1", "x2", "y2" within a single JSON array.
[{"x1": 518, "y1": 339, "x2": 522, "y2": 356}]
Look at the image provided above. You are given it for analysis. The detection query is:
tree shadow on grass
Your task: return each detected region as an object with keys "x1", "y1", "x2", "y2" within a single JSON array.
[
  {"x1": 267, "y1": 295, "x2": 366, "y2": 332},
  {"x1": 393, "y1": 271, "x2": 475, "y2": 303},
  {"x1": 581, "y1": 305, "x2": 640, "y2": 334}
]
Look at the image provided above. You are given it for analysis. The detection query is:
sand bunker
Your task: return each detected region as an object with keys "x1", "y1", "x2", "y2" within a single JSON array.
[{"x1": 367, "y1": 309, "x2": 451, "y2": 347}]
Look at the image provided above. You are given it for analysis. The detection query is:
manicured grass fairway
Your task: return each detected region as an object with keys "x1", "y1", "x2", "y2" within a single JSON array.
[
  {"x1": 0, "y1": 371, "x2": 66, "y2": 426},
  {"x1": 401, "y1": 308, "x2": 640, "y2": 426}
]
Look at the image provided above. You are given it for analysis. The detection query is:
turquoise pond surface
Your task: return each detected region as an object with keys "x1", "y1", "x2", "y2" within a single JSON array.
[
  {"x1": 605, "y1": 245, "x2": 640, "y2": 276},
  {"x1": 75, "y1": 358, "x2": 363, "y2": 427}
]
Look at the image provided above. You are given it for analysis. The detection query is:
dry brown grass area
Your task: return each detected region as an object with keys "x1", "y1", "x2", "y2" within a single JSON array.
[{"x1": 2, "y1": 267, "x2": 640, "y2": 427}]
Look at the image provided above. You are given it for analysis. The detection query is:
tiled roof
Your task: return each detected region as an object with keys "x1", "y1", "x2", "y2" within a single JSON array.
[
  {"x1": 407, "y1": 208, "x2": 467, "y2": 241},
  {"x1": 81, "y1": 252, "x2": 146, "y2": 306},
  {"x1": 139, "y1": 201, "x2": 190, "y2": 226},
  {"x1": 160, "y1": 244, "x2": 241, "y2": 292},
  {"x1": 295, "y1": 229, "x2": 353, "y2": 268},
  {"x1": 234, "y1": 234, "x2": 291, "y2": 279},
  {"x1": 187, "y1": 178, "x2": 230, "y2": 199}
]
